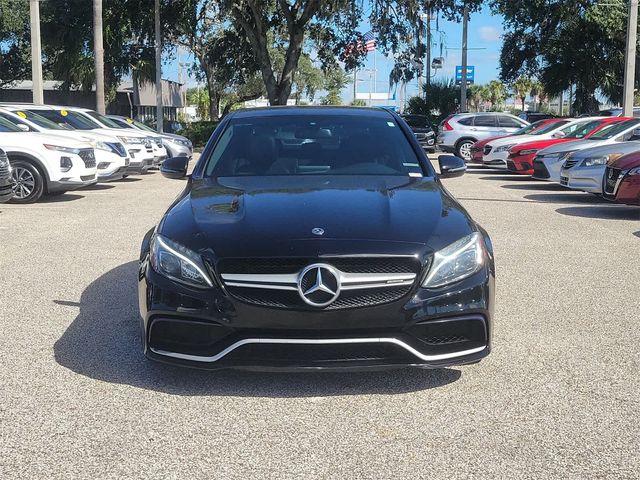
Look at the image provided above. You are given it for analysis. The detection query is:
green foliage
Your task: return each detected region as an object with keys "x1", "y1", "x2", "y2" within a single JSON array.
[
  {"x1": 0, "y1": 0, "x2": 31, "y2": 86},
  {"x1": 406, "y1": 79, "x2": 459, "y2": 117},
  {"x1": 186, "y1": 88, "x2": 210, "y2": 120},
  {"x1": 512, "y1": 76, "x2": 534, "y2": 111},
  {"x1": 178, "y1": 120, "x2": 220, "y2": 147},
  {"x1": 493, "y1": 0, "x2": 631, "y2": 113},
  {"x1": 350, "y1": 99, "x2": 367, "y2": 106}
]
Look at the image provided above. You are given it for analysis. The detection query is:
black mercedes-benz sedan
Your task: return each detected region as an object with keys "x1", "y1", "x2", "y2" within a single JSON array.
[{"x1": 138, "y1": 106, "x2": 494, "y2": 371}]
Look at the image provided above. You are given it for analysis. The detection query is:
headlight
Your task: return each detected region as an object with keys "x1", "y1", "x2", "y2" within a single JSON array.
[
  {"x1": 95, "y1": 141, "x2": 114, "y2": 152},
  {"x1": 170, "y1": 138, "x2": 190, "y2": 147},
  {"x1": 149, "y1": 234, "x2": 213, "y2": 288},
  {"x1": 628, "y1": 166, "x2": 640, "y2": 175},
  {"x1": 582, "y1": 153, "x2": 623, "y2": 167},
  {"x1": 494, "y1": 144, "x2": 515, "y2": 153},
  {"x1": 558, "y1": 151, "x2": 576, "y2": 162},
  {"x1": 118, "y1": 136, "x2": 144, "y2": 144},
  {"x1": 518, "y1": 149, "x2": 538, "y2": 156},
  {"x1": 43, "y1": 144, "x2": 81, "y2": 154},
  {"x1": 423, "y1": 233, "x2": 485, "y2": 288}
]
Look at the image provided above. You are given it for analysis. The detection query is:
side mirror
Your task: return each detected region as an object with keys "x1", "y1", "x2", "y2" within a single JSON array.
[
  {"x1": 438, "y1": 155, "x2": 466, "y2": 178},
  {"x1": 17, "y1": 124, "x2": 30, "y2": 132},
  {"x1": 552, "y1": 131, "x2": 566, "y2": 139},
  {"x1": 161, "y1": 154, "x2": 189, "y2": 179}
]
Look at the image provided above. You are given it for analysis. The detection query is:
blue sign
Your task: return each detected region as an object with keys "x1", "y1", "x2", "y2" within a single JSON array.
[{"x1": 455, "y1": 66, "x2": 475, "y2": 85}]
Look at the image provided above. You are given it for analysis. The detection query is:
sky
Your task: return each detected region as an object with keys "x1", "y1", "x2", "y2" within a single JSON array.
[{"x1": 163, "y1": 5, "x2": 505, "y2": 102}]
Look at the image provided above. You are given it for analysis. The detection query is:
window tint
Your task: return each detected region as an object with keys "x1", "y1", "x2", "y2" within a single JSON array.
[
  {"x1": 589, "y1": 119, "x2": 640, "y2": 140},
  {"x1": 566, "y1": 120, "x2": 605, "y2": 139},
  {"x1": 204, "y1": 114, "x2": 426, "y2": 177},
  {"x1": 10, "y1": 110, "x2": 65, "y2": 130},
  {"x1": 85, "y1": 111, "x2": 122, "y2": 128},
  {"x1": 457, "y1": 116, "x2": 474, "y2": 126},
  {"x1": 0, "y1": 116, "x2": 22, "y2": 132},
  {"x1": 0, "y1": 113, "x2": 31, "y2": 130},
  {"x1": 30, "y1": 109, "x2": 98, "y2": 130},
  {"x1": 498, "y1": 115, "x2": 523, "y2": 128},
  {"x1": 473, "y1": 115, "x2": 497, "y2": 127}
]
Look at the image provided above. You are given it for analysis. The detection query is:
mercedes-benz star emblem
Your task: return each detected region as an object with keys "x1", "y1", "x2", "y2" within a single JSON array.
[
  {"x1": 297, "y1": 263, "x2": 341, "y2": 307},
  {"x1": 312, "y1": 227, "x2": 325, "y2": 236}
]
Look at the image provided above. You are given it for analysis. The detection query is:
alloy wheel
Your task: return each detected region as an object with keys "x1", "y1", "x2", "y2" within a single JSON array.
[
  {"x1": 12, "y1": 166, "x2": 35, "y2": 199},
  {"x1": 458, "y1": 142, "x2": 473, "y2": 161}
]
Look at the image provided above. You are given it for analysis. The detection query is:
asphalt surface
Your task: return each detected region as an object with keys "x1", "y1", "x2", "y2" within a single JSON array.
[{"x1": 1, "y1": 159, "x2": 639, "y2": 479}]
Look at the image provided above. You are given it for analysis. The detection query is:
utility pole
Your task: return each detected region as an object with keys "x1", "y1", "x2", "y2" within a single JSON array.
[
  {"x1": 29, "y1": 0, "x2": 44, "y2": 104},
  {"x1": 155, "y1": 0, "x2": 163, "y2": 132},
  {"x1": 93, "y1": 0, "x2": 106, "y2": 114},
  {"x1": 353, "y1": 69, "x2": 357, "y2": 104},
  {"x1": 460, "y1": 3, "x2": 469, "y2": 112},
  {"x1": 425, "y1": 6, "x2": 432, "y2": 93},
  {"x1": 623, "y1": 0, "x2": 638, "y2": 117}
]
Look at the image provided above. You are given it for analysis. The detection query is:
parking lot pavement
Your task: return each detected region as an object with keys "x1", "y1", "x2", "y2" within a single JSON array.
[{"x1": 1, "y1": 163, "x2": 639, "y2": 479}]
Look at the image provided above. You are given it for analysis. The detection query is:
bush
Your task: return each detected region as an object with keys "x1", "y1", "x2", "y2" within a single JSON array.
[{"x1": 177, "y1": 121, "x2": 220, "y2": 147}]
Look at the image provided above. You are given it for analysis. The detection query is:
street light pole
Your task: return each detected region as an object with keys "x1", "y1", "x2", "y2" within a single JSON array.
[
  {"x1": 460, "y1": 3, "x2": 469, "y2": 112},
  {"x1": 623, "y1": 0, "x2": 638, "y2": 117},
  {"x1": 29, "y1": 0, "x2": 44, "y2": 104},
  {"x1": 155, "y1": 0, "x2": 163, "y2": 133}
]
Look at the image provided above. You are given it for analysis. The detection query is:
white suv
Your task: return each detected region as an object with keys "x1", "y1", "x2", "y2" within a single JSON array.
[
  {"x1": 0, "y1": 107, "x2": 130, "y2": 182},
  {"x1": 0, "y1": 116, "x2": 97, "y2": 203},
  {"x1": 13, "y1": 105, "x2": 155, "y2": 175},
  {"x1": 437, "y1": 112, "x2": 529, "y2": 161}
]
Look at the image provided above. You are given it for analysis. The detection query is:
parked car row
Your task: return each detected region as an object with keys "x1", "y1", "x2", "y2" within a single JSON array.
[
  {"x1": 448, "y1": 112, "x2": 640, "y2": 206},
  {"x1": 0, "y1": 103, "x2": 193, "y2": 204}
]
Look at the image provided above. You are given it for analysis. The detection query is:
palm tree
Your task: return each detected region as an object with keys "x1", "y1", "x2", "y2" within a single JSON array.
[
  {"x1": 467, "y1": 84, "x2": 489, "y2": 112},
  {"x1": 487, "y1": 80, "x2": 506, "y2": 110},
  {"x1": 93, "y1": 0, "x2": 105, "y2": 114},
  {"x1": 513, "y1": 76, "x2": 534, "y2": 112},
  {"x1": 529, "y1": 80, "x2": 545, "y2": 111}
]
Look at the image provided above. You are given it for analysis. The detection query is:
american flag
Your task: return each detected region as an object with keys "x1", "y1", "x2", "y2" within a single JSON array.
[{"x1": 363, "y1": 30, "x2": 376, "y2": 52}]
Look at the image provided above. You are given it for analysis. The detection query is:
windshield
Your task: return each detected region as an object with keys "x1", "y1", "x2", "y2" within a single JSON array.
[
  {"x1": 565, "y1": 120, "x2": 606, "y2": 139},
  {"x1": 29, "y1": 109, "x2": 100, "y2": 130},
  {"x1": 588, "y1": 119, "x2": 640, "y2": 140},
  {"x1": 204, "y1": 114, "x2": 425, "y2": 177},
  {"x1": 530, "y1": 121, "x2": 566, "y2": 135},
  {"x1": 516, "y1": 121, "x2": 546, "y2": 135},
  {"x1": 132, "y1": 120, "x2": 156, "y2": 132},
  {"x1": 0, "y1": 115, "x2": 23, "y2": 133},
  {"x1": 84, "y1": 111, "x2": 122, "y2": 128},
  {"x1": 13, "y1": 110, "x2": 66, "y2": 130}
]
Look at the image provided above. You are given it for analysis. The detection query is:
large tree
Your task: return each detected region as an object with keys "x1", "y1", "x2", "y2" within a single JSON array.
[
  {"x1": 493, "y1": 0, "x2": 632, "y2": 113},
  {"x1": 0, "y1": 0, "x2": 32, "y2": 87}
]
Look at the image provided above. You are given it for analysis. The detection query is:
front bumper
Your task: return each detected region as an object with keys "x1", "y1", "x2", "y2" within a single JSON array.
[
  {"x1": 126, "y1": 158, "x2": 154, "y2": 174},
  {"x1": 561, "y1": 168, "x2": 605, "y2": 193},
  {"x1": 97, "y1": 166, "x2": 127, "y2": 182},
  {"x1": 506, "y1": 155, "x2": 535, "y2": 174},
  {"x1": 138, "y1": 260, "x2": 494, "y2": 371},
  {"x1": 482, "y1": 152, "x2": 508, "y2": 168},
  {"x1": 48, "y1": 174, "x2": 98, "y2": 193}
]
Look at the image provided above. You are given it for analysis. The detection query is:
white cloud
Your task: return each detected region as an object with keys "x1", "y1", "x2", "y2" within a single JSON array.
[{"x1": 478, "y1": 26, "x2": 502, "y2": 42}]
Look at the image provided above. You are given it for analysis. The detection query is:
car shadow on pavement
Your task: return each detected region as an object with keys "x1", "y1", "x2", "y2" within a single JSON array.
[
  {"x1": 38, "y1": 193, "x2": 85, "y2": 203},
  {"x1": 478, "y1": 175, "x2": 536, "y2": 181},
  {"x1": 501, "y1": 183, "x2": 567, "y2": 191},
  {"x1": 523, "y1": 193, "x2": 609, "y2": 204},
  {"x1": 81, "y1": 183, "x2": 117, "y2": 191},
  {"x1": 556, "y1": 205, "x2": 640, "y2": 221},
  {"x1": 54, "y1": 261, "x2": 461, "y2": 397}
]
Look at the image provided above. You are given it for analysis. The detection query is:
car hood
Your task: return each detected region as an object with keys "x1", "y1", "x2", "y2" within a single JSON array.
[
  {"x1": 159, "y1": 176, "x2": 476, "y2": 259},
  {"x1": 568, "y1": 141, "x2": 640, "y2": 160},
  {"x1": 538, "y1": 138, "x2": 612, "y2": 155},
  {"x1": 40, "y1": 130, "x2": 120, "y2": 144},
  {"x1": 0, "y1": 131, "x2": 92, "y2": 149},
  {"x1": 511, "y1": 138, "x2": 573, "y2": 153},
  {"x1": 94, "y1": 127, "x2": 148, "y2": 139},
  {"x1": 611, "y1": 150, "x2": 640, "y2": 169}
]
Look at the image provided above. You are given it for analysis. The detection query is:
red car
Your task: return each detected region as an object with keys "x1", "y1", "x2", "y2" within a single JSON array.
[
  {"x1": 602, "y1": 151, "x2": 640, "y2": 205},
  {"x1": 507, "y1": 117, "x2": 628, "y2": 175},
  {"x1": 469, "y1": 118, "x2": 564, "y2": 163}
]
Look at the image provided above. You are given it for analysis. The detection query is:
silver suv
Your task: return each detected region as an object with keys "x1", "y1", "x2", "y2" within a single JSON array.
[{"x1": 437, "y1": 113, "x2": 529, "y2": 161}]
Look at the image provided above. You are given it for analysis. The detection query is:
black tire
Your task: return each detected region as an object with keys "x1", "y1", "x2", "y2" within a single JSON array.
[
  {"x1": 455, "y1": 139, "x2": 475, "y2": 162},
  {"x1": 8, "y1": 160, "x2": 45, "y2": 204}
]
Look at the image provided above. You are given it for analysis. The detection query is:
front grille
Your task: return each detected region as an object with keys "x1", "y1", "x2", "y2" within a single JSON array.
[
  {"x1": 603, "y1": 167, "x2": 622, "y2": 195},
  {"x1": 79, "y1": 149, "x2": 96, "y2": 168},
  {"x1": 81, "y1": 174, "x2": 95, "y2": 181},
  {"x1": 218, "y1": 257, "x2": 422, "y2": 275},
  {"x1": 219, "y1": 257, "x2": 422, "y2": 310},
  {"x1": 483, "y1": 145, "x2": 492, "y2": 155},
  {"x1": 506, "y1": 160, "x2": 517, "y2": 171},
  {"x1": 563, "y1": 159, "x2": 579, "y2": 169},
  {"x1": 423, "y1": 334, "x2": 468, "y2": 345},
  {"x1": 533, "y1": 159, "x2": 550, "y2": 179}
]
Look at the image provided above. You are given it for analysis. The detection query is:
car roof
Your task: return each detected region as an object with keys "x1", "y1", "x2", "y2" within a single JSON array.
[{"x1": 229, "y1": 106, "x2": 396, "y2": 119}]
